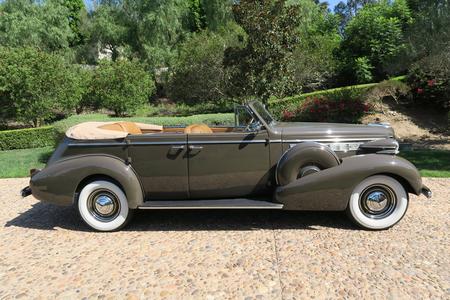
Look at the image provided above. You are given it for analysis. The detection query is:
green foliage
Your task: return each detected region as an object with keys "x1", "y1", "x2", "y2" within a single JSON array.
[
  {"x1": 354, "y1": 57, "x2": 374, "y2": 83},
  {"x1": 201, "y1": 0, "x2": 233, "y2": 31},
  {"x1": 404, "y1": 0, "x2": 450, "y2": 117},
  {"x1": 224, "y1": 0, "x2": 302, "y2": 101},
  {"x1": 0, "y1": 0, "x2": 75, "y2": 52},
  {"x1": 134, "y1": 101, "x2": 234, "y2": 117},
  {"x1": 338, "y1": 0, "x2": 412, "y2": 82},
  {"x1": 267, "y1": 76, "x2": 406, "y2": 117},
  {"x1": 0, "y1": 47, "x2": 85, "y2": 127},
  {"x1": 282, "y1": 95, "x2": 371, "y2": 124},
  {"x1": 407, "y1": 52, "x2": 450, "y2": 111},
  {"x1": 0, "y1": 127, "x2": 57, "y2": 150},
  {"x1": 62, "y1": 0, "x2": 87, "y2": 45},
  {"x1": 287, "y1": 0, "x2": 341, "y2": 91},
  {"x1": 280, "y1": 89, "x2": 371, "y2": 123},
  {"x1": 0, "y1": 147, "x2": 53, "y2": 178},
  {"x1": 89, "y1": 60, "x2": 155, "y2": 116},
  {"x1": 168, "y1": 27, "x2": 244, "y2": 104}
]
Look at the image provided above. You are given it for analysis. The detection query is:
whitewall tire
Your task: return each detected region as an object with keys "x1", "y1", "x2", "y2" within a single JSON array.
[
  {"x1": 77, "y1": 180, "x2": 133, "y2": 231},
  {"x1": 347, "y1": 175, "x2": 408, "y2": 230}
]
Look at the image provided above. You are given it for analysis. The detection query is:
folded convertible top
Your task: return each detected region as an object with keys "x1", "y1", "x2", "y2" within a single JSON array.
[{"x1": 66, "y1": 121, "x2": 163, "y2": 140}]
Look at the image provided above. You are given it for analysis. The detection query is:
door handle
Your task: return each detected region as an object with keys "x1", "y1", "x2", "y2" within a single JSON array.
[
  {"x1": 188, "y1": 145, "x2": 203, "y2": 150},
  {"x1": 170, "y1": 145, "x2": 185, "y2": 150}
]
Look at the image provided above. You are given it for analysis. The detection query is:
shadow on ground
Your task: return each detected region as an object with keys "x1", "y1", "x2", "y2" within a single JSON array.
[{"x1": 5, "y1": 202, "x2": 357, "y2": 232}]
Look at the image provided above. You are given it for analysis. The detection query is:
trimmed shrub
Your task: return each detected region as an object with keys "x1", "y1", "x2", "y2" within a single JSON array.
[
  {"x1": 0, "y1": 126, "x2": 57, "y2": 150},
  {"x1": 0, "y1": 47, "x2": 85, "y2": 127},
  {"x1": 89, "y1": 60, "x2": 156, "y2": 116}
]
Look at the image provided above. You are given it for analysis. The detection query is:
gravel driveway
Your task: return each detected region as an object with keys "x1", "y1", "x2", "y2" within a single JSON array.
[{"x1": 0, "y1": 178, "x2": 448, "y2": 299}]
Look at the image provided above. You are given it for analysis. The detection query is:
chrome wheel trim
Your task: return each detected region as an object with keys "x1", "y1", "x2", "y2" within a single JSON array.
[
  {"x1": 359, "y1": 184, "x2": 397, "y2": 219},
  {"x1": 87, "y1": 189, "x2": 121, "y2": 222}
]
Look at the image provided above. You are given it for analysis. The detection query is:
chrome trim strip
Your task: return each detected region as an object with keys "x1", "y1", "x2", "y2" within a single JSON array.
[
  {"x1": 130, "y1": 141, "x2": 186, "y2": 146},
  {"x1": 68, "y1": 142, "x2": 127, "y2": 147},
  {"x1": 138, "y1": 205, "x2": 283, "y2": 210},
  {"x1": 189, "y1": 140, "x2": 267, "y2": 145},
  {"x1": 284, "y1": 137, "x2": 384, "y2": 143}
]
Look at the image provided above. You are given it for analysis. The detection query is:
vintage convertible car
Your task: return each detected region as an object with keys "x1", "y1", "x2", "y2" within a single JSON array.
[{"x1": 21, "y1": 101, "x2": 431, "y2": 231}]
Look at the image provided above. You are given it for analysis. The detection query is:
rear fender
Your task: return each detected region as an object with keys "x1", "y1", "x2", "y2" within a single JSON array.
[
  {"x1": 30, "y1": 155, "x2": 144, "y2": 208},
  {"x1": 275, "y1": 154, "x2": 423, "y2": 211}
]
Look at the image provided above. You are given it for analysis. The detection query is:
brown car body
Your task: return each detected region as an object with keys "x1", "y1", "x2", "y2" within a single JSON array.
[{"x1": 23, "y1": 101, "x2": 431, "y2": 230}]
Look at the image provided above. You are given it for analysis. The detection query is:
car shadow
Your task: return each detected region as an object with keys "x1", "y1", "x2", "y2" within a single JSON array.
[{"x1": 5, "y1": 202, "x2": 357, "y2": 232}]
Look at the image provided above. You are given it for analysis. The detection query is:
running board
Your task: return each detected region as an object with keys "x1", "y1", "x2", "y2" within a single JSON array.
[{"x1": 138, "y1": 199, "x2": 283, "y2": 210}]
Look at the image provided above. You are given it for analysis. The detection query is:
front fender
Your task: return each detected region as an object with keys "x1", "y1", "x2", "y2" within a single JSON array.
[
  {"x1": 275, "y1": 154, "x2": 423, "y2": 211},
  {"x1": 30, "y1": 155, "x2": 144, "y2": 208}
]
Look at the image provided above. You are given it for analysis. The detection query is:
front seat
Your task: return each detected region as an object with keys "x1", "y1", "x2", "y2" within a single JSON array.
[{"x1": 184, "y1": 124, "x2": 213, "y2": 134}]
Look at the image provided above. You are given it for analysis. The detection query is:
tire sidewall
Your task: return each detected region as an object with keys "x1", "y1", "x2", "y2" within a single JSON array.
[
  {"x1": 78, "y1": 180, "x2": 130, "y2": 231},
  {"x1": 349, "y1": 175, "x2": 408, "y2": 230}
]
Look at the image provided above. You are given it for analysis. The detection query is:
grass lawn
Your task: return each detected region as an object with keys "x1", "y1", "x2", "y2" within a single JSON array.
[
  {"x1": 0, "y1": 148, "x2": 448, "y2": 179},
  {"x1": 400, "y1": 150, "x2": 450, "y2": 178},
  {"x1": 0, "y1": 147, "x2": 53, "y2": 178}
]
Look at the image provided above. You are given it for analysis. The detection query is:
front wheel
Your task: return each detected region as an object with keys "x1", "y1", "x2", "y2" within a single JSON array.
[
  {"x1": 347, "y1": 175, "x2": 408, "y2": 230},
  {"x1": 77, "y1": 180, "x2": 133, "y2": 231}
]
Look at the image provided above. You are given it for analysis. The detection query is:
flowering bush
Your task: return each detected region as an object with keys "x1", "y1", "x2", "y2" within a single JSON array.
[
  {"x1": 408, "y1": 66, "x2": 450, "y2": 111},
  {"x1": 281, "y1": 95, "x2": 371, "y2": 123}
]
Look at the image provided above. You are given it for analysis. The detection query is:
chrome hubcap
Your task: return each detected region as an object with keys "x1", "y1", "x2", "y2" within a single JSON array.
[
  {"x1": 87, "y1": 190, "x2": 120, "y2": 222},
  {"x1": 95, "y1": 195, "x2": 115, "y2": 215},
  {"x1": 360, "y1": 185, "x2": 397, "y2": 219},
  {"x1": 366, "y1": 191, "x2": 388, "y2": 212}
]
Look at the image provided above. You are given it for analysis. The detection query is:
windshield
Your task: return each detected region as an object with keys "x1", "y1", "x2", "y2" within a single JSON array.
[{"x1": 250, "y1": 101, "x2": 276, "y2": 126}]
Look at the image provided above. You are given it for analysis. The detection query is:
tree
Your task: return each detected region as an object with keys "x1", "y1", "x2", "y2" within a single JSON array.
[
  {"x1": 168, "y1": 26, "x2": 244, "y2": 103},
  {"x1": 334, "y1": 0, "x2": 377, "y2": 31},
  {"x1": 224, "y1": 0, "x2": 302, "y2": 101},
  {"x1": 337, "y1": 0, "x2": 412, "y2": 83},
  {"x1": 91, "y1": 2, "x2": 128, "y2": 61},
  {"x1": 0, "y1": 0, "x2": 75, "y2": 52},
  {"x1": 90, "y1": 60, "x2": 155, "y2": 116},
  {"x1": 201, "y1": 0, "x2": 233, "y2": 31},
  {"x1": 288, "y1": 0, "x2": 341, "y2": 90},
  {"x1": 0, "y1": 47, "x2": 85, "y2": 127},
  {"x1": 62, "y1": 0, "x2": 87, "y2": 45}
]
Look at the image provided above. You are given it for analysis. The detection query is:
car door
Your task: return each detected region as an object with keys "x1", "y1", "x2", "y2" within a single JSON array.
[
  {"x1": 187, "y1": 130, "x2": 271, "y2": 199},
  {"x1": 127, "y1": 133, "x2": 188, "y2": 200}
]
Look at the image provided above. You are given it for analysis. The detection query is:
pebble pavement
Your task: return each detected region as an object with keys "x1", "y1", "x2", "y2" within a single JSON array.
[{"x1": 0, "y1": 178, "x2": 448, "y2": 299}]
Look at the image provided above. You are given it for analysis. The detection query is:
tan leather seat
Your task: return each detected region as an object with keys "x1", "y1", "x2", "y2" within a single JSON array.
[{"x1": 184, "y1": 123, "x2": 213, "y2": 134}]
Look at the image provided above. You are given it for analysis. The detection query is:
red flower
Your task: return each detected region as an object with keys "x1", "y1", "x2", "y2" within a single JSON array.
[
  {"x1": 363, "y1": 104, "x2": 369, "y2": 112},
  {"x1": 417, "y1": 88, "x2": 424, "y2": 94},
  {"x1": 282, "y1": 110, "x2": 294, "y2": 120},
  {"x1": 310, "y1": 108, "x2": 315, "y2": 113},
  {"x1": 427, "y1": 79, "x2": 435, "y2": 87}
]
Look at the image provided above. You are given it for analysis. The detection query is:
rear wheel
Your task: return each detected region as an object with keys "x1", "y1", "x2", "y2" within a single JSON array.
[
  {"x1": 347, "y1": 175, "x2": 408, "y2": 230},
  {"x1": 77, "y1": 180, "x2": 133, "y2": 231}
]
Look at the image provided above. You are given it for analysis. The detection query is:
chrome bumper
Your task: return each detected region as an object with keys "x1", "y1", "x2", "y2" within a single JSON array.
[{"x1": 421, "y1": 186, "x2": 432, "y2": 199}]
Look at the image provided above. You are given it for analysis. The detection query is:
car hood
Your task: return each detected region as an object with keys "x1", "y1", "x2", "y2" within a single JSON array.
[{"x1": 273, "y1": 122, "x2": 395, "y2": 141}]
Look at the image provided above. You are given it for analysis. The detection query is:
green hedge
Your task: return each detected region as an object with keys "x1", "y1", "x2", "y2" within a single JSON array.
[
  {"x1": 267, "y1": 76, "x2": 406, "y2": 117},
  {"x1": 0, "y1": 126, "x2": 57, "y2": 150}
]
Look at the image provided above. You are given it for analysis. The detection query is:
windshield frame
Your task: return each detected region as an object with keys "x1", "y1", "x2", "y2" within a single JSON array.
[{"x1": 248, "y1": 101, "x2": 277, "y2": 128}]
